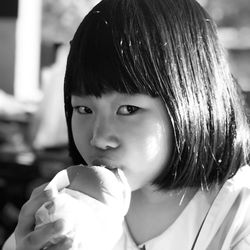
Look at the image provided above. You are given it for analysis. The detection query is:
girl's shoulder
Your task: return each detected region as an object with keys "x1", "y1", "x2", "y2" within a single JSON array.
[
  {"x1": 193, "y1": 165, "x2": 250, "y2": 250},
  {"x1": 225, "y1": 165, "x2": 250, "y2": 193},
  {"x1": 211, "y1": 165, "x2": 250, "y2": 216}
]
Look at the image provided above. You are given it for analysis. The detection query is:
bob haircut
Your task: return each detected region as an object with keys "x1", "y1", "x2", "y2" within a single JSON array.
[{"x1": 64, "y1": 0, "x2": 250, "y2": 190}]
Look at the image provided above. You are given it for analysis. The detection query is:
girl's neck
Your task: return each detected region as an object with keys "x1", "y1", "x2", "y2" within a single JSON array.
[
  {"x1": 133, "y1": 185, "x2": 194, "y2": 205},
  {"x1": 126, "y1": 185, "x2": 198, "y2": 245}
]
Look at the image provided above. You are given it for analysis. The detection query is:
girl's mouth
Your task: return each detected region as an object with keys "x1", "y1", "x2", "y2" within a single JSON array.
[{"x1": 91, "y1": 158, "x2": 120, "y2": 170}]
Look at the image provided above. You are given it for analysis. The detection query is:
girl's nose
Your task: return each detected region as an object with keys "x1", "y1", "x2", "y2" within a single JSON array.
[{"x1": 90, "y1": 116, "x2": 119, "y2": 150}]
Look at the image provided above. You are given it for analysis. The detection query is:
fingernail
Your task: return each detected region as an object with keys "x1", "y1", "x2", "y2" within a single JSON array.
[
  {"x1": 45, "y1": 201, "x2": 54, "y2": 210},
  {"x1": 64, "y1": 238, "x2": 73, "y2": 247},
  {"x1": 44, "y1": 189, "x2": 53, "y2": 198},
  {"x1": 44, "y1": 188, "x2": 57, "y2": 199}
]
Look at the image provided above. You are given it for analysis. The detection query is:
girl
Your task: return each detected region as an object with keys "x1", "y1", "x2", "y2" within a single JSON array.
[{"x1": 5, "y1": 0, "x2": 250, "y2": 249}]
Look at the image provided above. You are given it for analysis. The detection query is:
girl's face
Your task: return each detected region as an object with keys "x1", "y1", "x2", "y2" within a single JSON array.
[{"x1": 71, "y1": 92, "x2": 173, "y2": 191}]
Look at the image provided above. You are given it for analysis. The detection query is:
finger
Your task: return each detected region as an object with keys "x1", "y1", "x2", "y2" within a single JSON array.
[
  {"x1": 16, "y1": 189, "x2": 54, "y2": 236},
  {"x1": 46, "y1": 237, "x2": 73, "y2": 250},
  {"x1": 23, "y1": 219, "x2": 65, "y2": 250},
  {"x1": 19, "y1": 189, "x2": 53, "y2": 221},
  {"x1": 30, "y1": 183, "x2": 49, "y2": 199}
]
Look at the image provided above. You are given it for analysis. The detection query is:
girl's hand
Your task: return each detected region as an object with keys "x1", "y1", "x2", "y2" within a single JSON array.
[{"x1": 14, "y1": 183, "x2": 72, "y2": 250}]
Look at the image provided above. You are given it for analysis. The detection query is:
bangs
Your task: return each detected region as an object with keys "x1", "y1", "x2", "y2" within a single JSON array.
[{"x1": 66, "y1": 5, "x2": 157, "y2": 97}]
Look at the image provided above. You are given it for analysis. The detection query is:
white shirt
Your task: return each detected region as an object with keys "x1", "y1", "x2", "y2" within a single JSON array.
[
  {"x1": 114, "y1": 166, "x2": 250, "y2": 250},
  {"x1": 3, "y1": 166, "x2": 250, "y2": 250}
]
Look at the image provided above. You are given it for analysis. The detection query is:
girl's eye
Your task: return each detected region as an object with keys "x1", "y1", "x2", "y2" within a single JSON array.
[
  {"x1": 73, "y1": 106, "x2": 92, "y2": 114},
  {"x1": 117, "y1": 105, "x2": 140, "y2": 115}
]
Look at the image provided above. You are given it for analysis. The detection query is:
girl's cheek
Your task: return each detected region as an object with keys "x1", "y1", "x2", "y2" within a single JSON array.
[
  {"x1": 71, "y1": 118, "x2": 90, "y2": 150},
  {"x1": 141, "y1": 122, "x2": 166, "y2": 160},
  {"x1": 145, "y1": 134, "x2": 161, "y2": 161}
]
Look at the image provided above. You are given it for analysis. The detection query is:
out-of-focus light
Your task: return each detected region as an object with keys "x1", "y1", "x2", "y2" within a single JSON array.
[
  {"x1": 14, "y1": 0, "x2": 43, "y2": 103},
  {"x1": 218, "y1": 27, "x2": 250, "y2": 50}
]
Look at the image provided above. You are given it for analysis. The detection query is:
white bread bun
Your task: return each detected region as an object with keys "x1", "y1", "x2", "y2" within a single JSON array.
[
  {"x1": 66, "y1": 165, "x2": 131, "y2": 214},
  {"x1": 34, "y1": 165, "x2": 131, "y2": 249}
]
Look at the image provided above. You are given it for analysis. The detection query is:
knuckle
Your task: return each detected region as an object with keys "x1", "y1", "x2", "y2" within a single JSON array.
[
  {"x1": 31, "y1": 187, "x2": 41, "y2": 196},
  {"x1": 30, "y1": 183, "x2": 48, "y2": 199},
  {"x1": 32, "y1": 184, "x2": 46, "y2": 196},
  {"x1": 19, "y1": 203, "x2": 29, "y2": 217}
]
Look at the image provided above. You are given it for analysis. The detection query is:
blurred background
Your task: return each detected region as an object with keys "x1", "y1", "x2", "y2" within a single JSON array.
[{"x1": 0, "y1": 0, "x2": 250, "y2": 247}]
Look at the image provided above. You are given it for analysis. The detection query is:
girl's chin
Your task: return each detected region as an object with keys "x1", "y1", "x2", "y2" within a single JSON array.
[{"x1": 127, "y1": 180, "x2": 150, "y2": 192}]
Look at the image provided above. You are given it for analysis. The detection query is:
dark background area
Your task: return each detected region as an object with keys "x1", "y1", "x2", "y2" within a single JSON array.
[{"x1": 0, "y1": 0, "x2": 18, "y2": 17}]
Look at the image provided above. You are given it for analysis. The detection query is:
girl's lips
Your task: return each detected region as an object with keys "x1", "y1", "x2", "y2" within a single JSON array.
[
  {"x1": 91, "y1": 159, "x2": 120, "y2": 170},
  {"x1": 90, "y1": 159, "x2": 125, "y2": 185}
]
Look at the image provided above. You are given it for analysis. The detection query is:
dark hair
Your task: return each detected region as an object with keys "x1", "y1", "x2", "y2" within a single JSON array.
[{"x1": 64, "y1": 0, "x2": 250, "y2": 190}]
